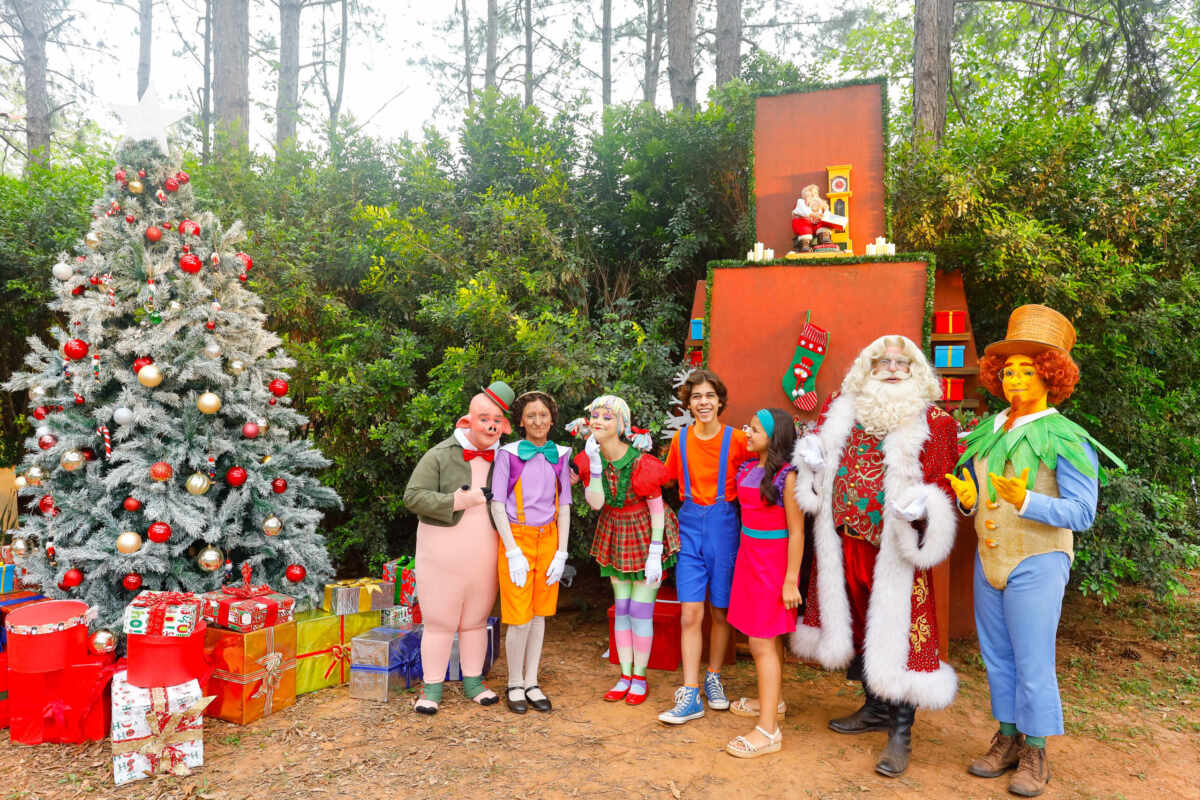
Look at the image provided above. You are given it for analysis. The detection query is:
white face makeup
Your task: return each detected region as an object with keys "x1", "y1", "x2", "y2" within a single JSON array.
[
  {"x1": 589, "y1": 405, "x2": 621, "y2": 443},
  {"x1": 688, "y1": 381, "x2": 720, "y2": 424},
  {"x1": 521, "y1": 399, "x2": 553, "y2": 445},
  {"x1": 870, "y1": 345, "x2": 912, "y2": 384}
]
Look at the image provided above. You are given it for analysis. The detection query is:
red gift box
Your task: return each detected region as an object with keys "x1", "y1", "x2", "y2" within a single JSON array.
[
  {"x1": 941, "y1": 377, "x2": 965, "y2": 401},
  {"x1": 607, "y1": 594, "x2": 682, "y2": 672},
  {"x1": 200, "y1": 564, "x2": 295, "y2": 633},
  {"x1": 8, "y1": 653, "x2": 119, "y2": 744},
  {"x1": 126, "y1": 620, "x2": 212, "y2": 690},
  {"x1": 4, "y1": 599, "x2": 90, "y2": 674},
  {"x1": 933, "y1": 310, "x2": 967, "y2": 334}
]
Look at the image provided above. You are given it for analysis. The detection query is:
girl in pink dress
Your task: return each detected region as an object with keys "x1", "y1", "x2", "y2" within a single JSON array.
[{"x1": 725, "y1": 408, "x2": 806, "y2": 758}]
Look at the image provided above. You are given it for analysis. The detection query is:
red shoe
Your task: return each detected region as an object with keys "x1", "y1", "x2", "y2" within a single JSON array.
[
  {"x1": 625, "y1": 679, "x2": 649, "y2": 705},
  {"x1": 604, "y1": 675, "x2": 632, "y2": 702}
]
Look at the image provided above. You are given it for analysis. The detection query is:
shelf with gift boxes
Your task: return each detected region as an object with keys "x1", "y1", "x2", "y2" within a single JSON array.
[{"x1": 348, "y1": 626, "x2": 422, "y2": 702}]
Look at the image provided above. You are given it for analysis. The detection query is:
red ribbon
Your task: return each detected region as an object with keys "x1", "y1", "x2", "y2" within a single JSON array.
[
  {"x1": 132, "y1": 592, "x2": 197, "y2": 635},
  {"x1": 221, "y1": 562, "x2": 271, "y2": 599}
]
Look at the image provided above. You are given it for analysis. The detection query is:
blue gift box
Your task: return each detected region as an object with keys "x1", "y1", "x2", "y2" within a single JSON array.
[
  {"x1": 443, "y1": 616, "x2": 499, "y2": 681},
  {"x1": 689, "y1": 318, "x2": 704, "y2": 341},
  {"x1": 934, "y1": 345, "x2": 965, "y2": 368},
  {"x1": 1, "y1": 564, "x2": 17, "y2": 594},
  {"x1": 348, "y1": 626, "x2": 423, "y2": 701}
]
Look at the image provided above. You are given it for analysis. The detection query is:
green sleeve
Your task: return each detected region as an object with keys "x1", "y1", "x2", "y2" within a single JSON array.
[{"x1": 403, "y1": 447, "x2": 456, "y2": 524}]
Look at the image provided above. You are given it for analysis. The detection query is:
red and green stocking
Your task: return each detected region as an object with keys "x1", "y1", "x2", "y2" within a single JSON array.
[{"x1": 782, "y1": 318, "x2": 828, "y2": 412}]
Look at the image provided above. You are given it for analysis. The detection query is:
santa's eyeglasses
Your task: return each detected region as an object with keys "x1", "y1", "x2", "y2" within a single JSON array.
[{"x1": 871, "y1": 357, "x2": 911, "y2": 370}]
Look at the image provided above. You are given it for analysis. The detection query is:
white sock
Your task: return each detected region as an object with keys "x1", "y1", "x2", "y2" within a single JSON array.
[
  {"x1": 505, "y1": 621, "x2": 530, "y2": 688},
  {"x1": 523, "y1": 616, "x2": 546, "y2": 700}
]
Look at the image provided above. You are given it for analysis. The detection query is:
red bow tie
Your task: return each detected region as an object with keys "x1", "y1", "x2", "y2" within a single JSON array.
[{"x1": 463, "y1": 448, "x2": 494, "y2": 462}]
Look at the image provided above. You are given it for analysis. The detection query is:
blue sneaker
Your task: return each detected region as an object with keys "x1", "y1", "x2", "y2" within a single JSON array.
[
  {"x1": 704, "y1": 671, "x2": 730, "y2": 710},
  {"x1": 658, "y1": 686, "x2": 705, "y2": 725}
]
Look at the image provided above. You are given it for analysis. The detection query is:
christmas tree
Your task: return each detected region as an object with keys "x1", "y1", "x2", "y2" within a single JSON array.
[{"x1": 3, "y1": 138, "x2": 338, "y2": 639}]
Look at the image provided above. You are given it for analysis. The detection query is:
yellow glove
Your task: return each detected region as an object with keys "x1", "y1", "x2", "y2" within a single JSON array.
[
  {"x1": 944, "y1": 468, "x2": 977, "y2": 510},
  {"x1": 988, "y1": 468, "x2": 1030, "y2": 509}
]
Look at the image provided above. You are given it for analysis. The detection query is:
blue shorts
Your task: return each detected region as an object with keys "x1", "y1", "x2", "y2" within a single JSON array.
[{"x1": 674, "y1": 499, "x2": 741, "y2": 607}]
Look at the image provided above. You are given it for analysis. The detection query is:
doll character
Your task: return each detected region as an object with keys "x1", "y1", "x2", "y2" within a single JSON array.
[
  {"x1": 490, "y1": 391, "x2": 573, "y2": 714},
  {"x1": 403, "y1": 381, "x2": 515, "y2": 714},
  {"x1": 948, "y1": 305, "x2": 1123, "y2": 797},
  {"x1": 789, "y1": 184, "x2": 844, "y2": 253},
  {"x1": 569, "y1": 395, "x2": 681, "y2": 706}
]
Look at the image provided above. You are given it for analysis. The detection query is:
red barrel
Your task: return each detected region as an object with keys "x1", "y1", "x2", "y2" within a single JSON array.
[{"x1": 4, "y1": 599, "x2": 90, "y2": 673}]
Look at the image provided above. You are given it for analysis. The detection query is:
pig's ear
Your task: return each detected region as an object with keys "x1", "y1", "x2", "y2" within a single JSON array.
[
  {"x1": 455, "y1": 414, "x2": 472, "y2": 429},
  {"x1": 500, "y1": 417, "x2": 513, "y2": 435}
]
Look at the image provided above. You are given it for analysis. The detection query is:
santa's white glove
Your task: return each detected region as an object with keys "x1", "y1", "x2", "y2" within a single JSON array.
[
  {"x1": 888, "y1": 490, "x2": 927, "y2": 522},
  {"x1": 795, "y1": 434, "x2": 824, "y2": 470},
  {"x1": 643, "y1": 540, "x2": 664, "y2": 584},
  {"x1": 545, "y1": 550, "x2": 568, "y2": 586},
  {"x1": 505, "y1": 546, "x2": 530, "y2": 588},
  {"x1": 584, "y1": 434, "x2": 602, "y2": 477}
]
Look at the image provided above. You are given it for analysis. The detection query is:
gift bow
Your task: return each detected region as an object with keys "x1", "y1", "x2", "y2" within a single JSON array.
[
  {"x1": 321, "y1": 644, "x2": 350, "y2": 680},
  {"x1": 250, "y1": 651, "x2": 285, "y2": 706},
  {"x1": 132, "y1": 591, "x2": 198, "y2": 633},
  {"x1": 41, "y1": 699, "x2": 71, "y2": 731},
  {"x1": 112, "y1": 691, "x2": 215, "y2": 778},
  {"x1": 222, "y1": 562, "x2": 271, "y2": 599},
  {"x1": 517, "y1": 439, "x2": 559, "y2": 463},
  {"x1": 333, "y1": 578, "x2": 382, "y2": 596}
]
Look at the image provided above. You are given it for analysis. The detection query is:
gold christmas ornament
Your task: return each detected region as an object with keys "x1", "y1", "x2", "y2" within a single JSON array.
[
  {"x1": 60, "y1": 450, "x2": 85, "y2": 471},
  {"x1": 14, "y1": 475, "x2": 27, "y2": 490},
  {"x1": 262, "y1": 515, "x2": 283, "y2": 536},
  {"x1": 137, "y1": 363, "x2": 163, "y2": 387},
  {"x1": 227, "y1": 359, "x2": 245, "y2": 376},
  {"x1": 11, "y1": 538, "x2": 29, "y2": 559},
  {"x1": 89, "y1": 629, "x2": 118, "y2": 655},
  {"x1": 196, "y1": 545, "x2": 223, "y2": 572},
  {"x1": 128, "y1": 179, "x2": 144, "y2": 194},
  {"x1": 85, "y1": 231, "x2": 101, "y2": 248},
  {"x1": 203, "y1": 341, "x2": 222, "y2": 359},
  {"x1": 26, "y1": 466, "x2": 44, "y2": 485},
  {"x1": 116, "y1": 530, "x2": 143, "y2": 554},
  {"x1": 185, "y1": 472, "x2": 211, "y2": 495},
  {"x1": 261, "y1": 454, "x2": 272, "y2": 465},
  {"x1": 197, "y1": 391, "x2": 222, "y2": 414}
]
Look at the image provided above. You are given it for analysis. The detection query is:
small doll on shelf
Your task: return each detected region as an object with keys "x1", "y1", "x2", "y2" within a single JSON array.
[{"x1": 789, "y1": 184, "x2": 844, "y2": 254}]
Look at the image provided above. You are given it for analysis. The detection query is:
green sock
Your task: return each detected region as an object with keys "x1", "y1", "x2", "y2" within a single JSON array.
[
  {"x1": 1025, "y1": 735, "x2": 1046, "y2": 749},
  {"x1": 999, "y1": 722, "x2": 1019, "y2": 737},
  {"x1": 422, "y1": 681, "x2": 444, "y2": 703},
  {"x1": 462, "y1": 674, "x2": 489, "y2": 699}
]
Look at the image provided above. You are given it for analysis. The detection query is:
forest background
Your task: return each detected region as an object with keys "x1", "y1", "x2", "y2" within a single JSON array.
[{"x1": 0, "y1": 0, "x2": 1196, "y2": 605}]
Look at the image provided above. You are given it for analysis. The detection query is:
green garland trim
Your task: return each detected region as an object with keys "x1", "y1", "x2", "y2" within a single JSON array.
[
  {"x1": 602, "y1": 446, "x2": 639, "y2": 509},
  {"x1": 955, "y1": 412, "x2": 1127, "y2": 501}
]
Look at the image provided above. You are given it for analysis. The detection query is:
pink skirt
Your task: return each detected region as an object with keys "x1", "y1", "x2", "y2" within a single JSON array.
[{"x1": 727, "y1": 533, "x2": 798, "y2": 639}]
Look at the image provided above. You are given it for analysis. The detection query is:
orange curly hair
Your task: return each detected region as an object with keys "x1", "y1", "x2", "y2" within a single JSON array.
[{"x1": 978, "y1": 350, "x2": 1080, "y2": 406}]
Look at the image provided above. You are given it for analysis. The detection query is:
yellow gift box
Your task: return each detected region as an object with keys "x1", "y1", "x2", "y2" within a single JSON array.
[
  {"x1": 321, "y1": 578, "x2": 394, "y2": 615},
  {"x1": 294, "y1": 608, "x2": 381, "y2": 696}
]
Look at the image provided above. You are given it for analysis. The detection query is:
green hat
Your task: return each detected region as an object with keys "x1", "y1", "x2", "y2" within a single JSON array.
[{"x1": 481, "y1": 381, "x2": 516, "y2": 414}]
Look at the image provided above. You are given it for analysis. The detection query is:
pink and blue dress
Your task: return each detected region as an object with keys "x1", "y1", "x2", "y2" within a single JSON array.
[{"x1": 727, "y1": 461, "x2": 800, "y2": 639}]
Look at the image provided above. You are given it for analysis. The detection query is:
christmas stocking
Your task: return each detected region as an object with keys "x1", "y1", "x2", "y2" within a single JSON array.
[{"x1": 782, "y1": 317, "x2": 828, "y2": 412}]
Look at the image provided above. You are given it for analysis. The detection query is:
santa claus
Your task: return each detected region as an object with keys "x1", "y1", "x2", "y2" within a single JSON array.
[{"x1": 790, "y1": 334, "x2": 959, "y2": 777}]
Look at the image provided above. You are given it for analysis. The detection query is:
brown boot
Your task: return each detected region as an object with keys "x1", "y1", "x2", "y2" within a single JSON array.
[
  {"x1": 968, "y1": 731, "x2": 1023, "y2": 778},
  {"x1": 1008, "y1": 743, "x2": 1050, "y2": 797}
]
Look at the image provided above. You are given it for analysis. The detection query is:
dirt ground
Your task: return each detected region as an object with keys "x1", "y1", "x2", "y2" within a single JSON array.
[{"x1": 2, "y1": 572, "x2": 1197, "y2": 800}]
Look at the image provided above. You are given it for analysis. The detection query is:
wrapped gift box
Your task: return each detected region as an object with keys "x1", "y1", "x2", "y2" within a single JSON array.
[
  {"x1": 294, "y1": 608, "x2": 379, "y2": 696},
  {"x1": 4, "y1": 599, "x2": 90, "y2": 673},
  {"x1": 933, "y1": 310, "x2": 967, "y2": 334},
  {"x1": 111, "y1": 670, "x2": 213, "y2": 785},
  {"x1": 444, "y1": 616, "x2": 498, "y2": 681},
  {"x1": 940, "y1": 377, "x2": 965, "y2": 401},
  {"x1": 322, "y1": 579, "x2": 394, "y2": 615},
  {"x1": 380, "y1": 605, "x2": 417, "y2": 631},
  {"x1": 8, "y1": 652, "x2": 118, "y2": 744},
  {"x1": 204, "y1": 622, "x2": 296, "y2": 725},
  {"x1": 123, "y1": 590, "x2": 203, "y2": 637},
  {"x1": 382, "y1": 557, "x2": 417, "y2": 606},
  {"x1": 125, "y1": 621, "x2": 211, "y2": 690},
  {"x1": 934, "y1": 345, "x2": 965, "y2": 368},
  {"x1": 0, "y1": 591, "x2": 45, "y2": 652},
  {"x1": 1, "y1": 564, "x2": 18, "y2": 593},
  {"x1": 200, "y1": 580, "x2": 294, "y2": 634},
  {"x1": 348, "y1": 627, "x2": 421, "y2": 702}
]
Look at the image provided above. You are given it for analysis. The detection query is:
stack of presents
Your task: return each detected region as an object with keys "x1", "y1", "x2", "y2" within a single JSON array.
[{"x1": 0, "y1": 549, "x2": 497, "y2": 787}]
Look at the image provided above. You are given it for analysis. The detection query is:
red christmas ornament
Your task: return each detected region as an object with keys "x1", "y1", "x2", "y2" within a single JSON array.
[
  {"x1": 178, "y1": 219, "x2": 200, "y2": 237},
  {"x1": 268, "y1": 379, "x2": 289, "y2": 397},
  {"x1": 271, "y1": 478, "x2": 288, "y2": 494},
  {"x1": 122, "y1": 572, "x2": 143, "y2": 591},
  {"x1": 138, "y1": 168, "x2": 147, "y2": 178},
  {"x1": 89, "y1": 275, "x2": 101, "y2": 285},
  {"x1": 63, "y1": 338, "x2": 89, "y2": 360},
  {"x1": 238, "y1": 273, "x2": 248, "y2": 282},
  {"x1": 123, "y1": 496, "x2": 142, "y2": 512},
  {"x1": 182, "y1": 244, "x2": 190, "y2": 253},
  {"x1": 38, "y1": 494, "x2": 55, "y2": 514},
  {"x1": 74, "y1": 392, "x2": 85, "y2": 405},
  {"x1": 81, "y1": 447, "x2": 96, "y2": 461},
  {"x1": 32, "y1": 406, "x2": 49, "y2": 420},
  {"x1": 144, "y1": 225, "x2": 163, "y2": 243},
  {"x1": 236, "y1": 252, "x2": 252, "y2": 271},
  {"x1": 285, "y1": 564, "x2": 307, "y2": 583},
  {"x1": 38, "y1": 434, "x2": 57, "y2": 450},
  {"x1": 241, "y1": 422, "x2": 260, "y2": 439},
  {"x1": 269, "y1": 398, "x2": 277, "y2": 406},
  {"x1": 163, "y1": 221, "x2": 173, "y2": 230},
  {"x1": 133, "y1": 356, "x2": 154, "y2": 373},
  {"x1": 51, "y1": 507, "x2": 61, "y2": 517},
  {"x1": 176, "y1": 170, "x2": 190, "y2": 184},
  {"x1": 147, "y1": 521, "x2": 172, "y2": 543},
  {"x1": 114, "y1": 169, "x2": 127, "y2": 182},
  {"x1": 164, "y1": 177, "x2": 180, "y2": 192},
  {"x1": 125, "y1": 214, "x2": 135, "y2": 224},
  {"x1": 205, "y1": 321, "x2": 216, "y2": 331},
  {"x1": 225, "y1": 466, "x2": 248, "y2": 487},
  {"x1": 179, "y1": 253, "x2": 203, "y2": 274},
  {"x1": 61, "y1": 568, "x2": 84, "y2": 588},
  {"x1": 71, "y1": 285, "x2": 85, "y2": 296},
  {"x1": 149, "y1": 461, "x2": 173, "y2": 481}
]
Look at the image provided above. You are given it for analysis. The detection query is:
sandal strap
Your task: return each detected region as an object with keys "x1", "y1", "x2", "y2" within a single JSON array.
[
  {"x1": 729, "y1": 735, "x2": 756, "y2": 752},
  {"x1": 755, "y1": 725, "x2": 781, "y2": 741}
]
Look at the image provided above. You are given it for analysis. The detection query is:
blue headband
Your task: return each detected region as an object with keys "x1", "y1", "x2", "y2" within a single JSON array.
[{"x1": 755, "y1": 409, "x2": 775, "y2": 438}]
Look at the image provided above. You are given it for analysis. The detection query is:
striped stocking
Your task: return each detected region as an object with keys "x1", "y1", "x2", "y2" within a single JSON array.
[
  {"x1": 629, "y1": 578, "x2": 662, "y2": 677},
  {"x1": 610, "y1": 578, "x2": 634, "y2": 675}
]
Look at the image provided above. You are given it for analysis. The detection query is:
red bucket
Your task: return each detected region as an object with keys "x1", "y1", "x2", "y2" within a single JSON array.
[
  {"x1": 125, "y1": 619, "x2": 211, "y2": 689},
  {"x1": 4, "y1": 599, "x2": 90, "y2": 673}
]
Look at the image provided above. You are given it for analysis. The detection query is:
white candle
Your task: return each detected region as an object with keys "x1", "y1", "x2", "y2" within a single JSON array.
[
  {"x1": 875, "y1": 236, "x2": 886, "y2": 247},
  {"x1": 886, "y1": 243, "x2": 896, "y2": 255},
  {"x1": 865, "y1": 243, "x2": 876, "y2": 256},
  {"x1": 747, "y1": 250, "x2": 755, "y2": 262},
  {"x1": 755, "y1": 242, "x2": 764, "y2": 257},
  {"x1": 765, "y1": 248, "x2": 774, "y2": 260}
]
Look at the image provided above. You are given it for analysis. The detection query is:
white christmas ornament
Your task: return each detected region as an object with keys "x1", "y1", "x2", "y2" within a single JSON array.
[
  {"x1": 52, "y1": 260, "x2": 74, "y2": 281},
  {"x1": 203, "y1": 342, "x2": 222, "y2": 359},
  {"x1": 111, "y1": 85, "x2": 188, "y2": 152},
  {"x1": 113, "y1": 407, "x2": 134, "y2": 426}
]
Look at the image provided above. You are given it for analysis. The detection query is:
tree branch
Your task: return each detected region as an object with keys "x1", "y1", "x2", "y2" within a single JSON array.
[{"x1": 958, "y1": 0, "x2": 1111, "y2": 26}]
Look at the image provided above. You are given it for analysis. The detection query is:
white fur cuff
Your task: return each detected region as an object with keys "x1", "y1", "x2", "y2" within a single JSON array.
[{"x1": 894, "y1": 484, "x2": 957, "y2": 569}]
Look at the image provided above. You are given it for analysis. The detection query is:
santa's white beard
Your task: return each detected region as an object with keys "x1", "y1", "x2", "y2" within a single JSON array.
[{"x1": 854, "y1": 377, "x2": 929, "y2": 437}]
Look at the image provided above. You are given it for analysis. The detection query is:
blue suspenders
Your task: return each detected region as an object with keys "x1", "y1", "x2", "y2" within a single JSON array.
[{"x1": 680, "y1": 425, "x2": 733, "y2": 504}]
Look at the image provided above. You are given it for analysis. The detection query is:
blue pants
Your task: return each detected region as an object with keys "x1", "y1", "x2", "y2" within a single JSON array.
[
  {"x1": 675, "y1": 499, "x2": 740, "y2": 607},
  {"x1": 973, "y1": 551, "x2": 1070, "y2": 737}
]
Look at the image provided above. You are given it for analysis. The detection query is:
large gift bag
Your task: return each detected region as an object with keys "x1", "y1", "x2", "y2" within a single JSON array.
[
  {"x1": 294, "y1": 608, "x2": 380, "y2": 696},
  {"x1": 111, "y1": 670, "x2": 214, "y2": 786},
  {"x1": 8, "y1": 653, "x2": 119, "y2": 744},
  {"x1": 204, "y1": 621, "x2": 297, "y2": 725}
]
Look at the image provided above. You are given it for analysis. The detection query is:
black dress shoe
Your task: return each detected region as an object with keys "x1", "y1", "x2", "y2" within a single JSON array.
[
  {"x1": 525, "y1": 685, "x2": 552, "y2": 712},
  {"x1": 506, "y1": 686, "x2": 528, "y2": 714}
]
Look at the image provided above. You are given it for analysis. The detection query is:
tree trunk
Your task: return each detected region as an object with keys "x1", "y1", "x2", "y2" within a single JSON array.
[
  {"x1": 325, "y1": 0, "x2": 348, "y2": 138},
  {"x1": 137, "y1": 0, "x2": 153, "y2": 99},
  {"x1": 461, "y1": 0, "x2": 472, "y2": 100},
  {"x1": 667, "y1": 0, "x2": 696, "y2": 110},
  {"x1": 485, "y1": 0, "x2": 497, "y2": 89},
  {"x1": 201, "y1": 0, "x2": 212, "y2": 163},
  {"x1": 523, "y1": 0, "x2": 533, "y2": 107},
  {"x1": 276, "y1": 0, "x2": 301, "y2": 147},
  {"x1": 643, "y1": 0, "x2": 664, "y2": 105},
  {"x1": 11, "y1": 0, "x2": 51, "y2": 165},
  {"x1": 714, "y1": 0, "x2": 741, "y2": 86},
  {"x1": 912, "y1": 0, "x2": 953, "y2": 145},
  {"x1": 212, "y1": 0, "x2": 250, "y2": 153},
  {"x1": 601, "y1": 0, "x2": 612, "y2": 106}
]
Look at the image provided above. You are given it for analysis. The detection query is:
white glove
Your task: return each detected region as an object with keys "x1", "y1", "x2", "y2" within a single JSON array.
[
  {"x1": 643, "y1": 540, "x2": 664, "y2": 584},
  {"x1": 888, "y1": 490, "x2": 927, "y2": 522},
  {"x1": 545, "y1": 550, "x2": 568, "y2": 586},
  {"x1": 584, "y1": 434, "x2": 602, "y2": 476},
  {"x1": 795, "y1": 434, "x2": 824, "y2": 470},
  {"x1": 505, "y1": 546, "x2": 530, "y2": 588}
]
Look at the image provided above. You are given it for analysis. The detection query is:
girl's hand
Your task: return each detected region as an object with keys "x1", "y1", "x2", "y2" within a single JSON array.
[{"x1": 782, "y1": 581, "x2": 802, "y2": 610}]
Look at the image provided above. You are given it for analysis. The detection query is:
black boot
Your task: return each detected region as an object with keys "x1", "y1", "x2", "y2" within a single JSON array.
[
  {"x1": 828, "y1": 683, "x2": 891, "y2": 734},
  {"x1": 875, "y1": 703, "x2": 916, "y2": 777}
]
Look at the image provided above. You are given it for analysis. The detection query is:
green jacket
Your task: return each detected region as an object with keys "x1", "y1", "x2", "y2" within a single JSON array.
[{"x1": 403, "y1": 435, "x2": 495, "y2": 527}]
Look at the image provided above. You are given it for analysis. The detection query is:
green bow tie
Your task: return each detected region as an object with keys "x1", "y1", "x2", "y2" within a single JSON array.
[{"x1": 517, "y1": 440, "x2": 559, "y2": 463}]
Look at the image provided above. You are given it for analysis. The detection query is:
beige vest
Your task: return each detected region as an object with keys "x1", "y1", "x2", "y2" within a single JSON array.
[{"x1": 974, "y1": 455, "x2": 1073, "y2": 589}]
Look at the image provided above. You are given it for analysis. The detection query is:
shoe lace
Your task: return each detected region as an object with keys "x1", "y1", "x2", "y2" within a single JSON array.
[
  {"x1": 705, "y1": 673, "x2": 726, "y2": 697},
  {"x1": 671, "y1": 686, "x2": 694, "y2": 710}
]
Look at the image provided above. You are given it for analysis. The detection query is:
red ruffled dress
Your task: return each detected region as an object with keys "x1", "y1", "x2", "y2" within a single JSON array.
[
  {"x1": 583, "y1": 447, "x2": 681, "y2": 580},
  {"x1": 727, "y1": 461, "x2": 800, "y2": 639}
]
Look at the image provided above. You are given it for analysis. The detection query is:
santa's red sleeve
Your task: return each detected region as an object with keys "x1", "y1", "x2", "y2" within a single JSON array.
[{"x1": 921, "y1": 408, "x2": 959, "y2": 498}]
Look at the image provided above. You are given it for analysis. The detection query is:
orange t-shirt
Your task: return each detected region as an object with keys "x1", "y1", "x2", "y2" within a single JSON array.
[{"x1": 664, "y1": 425, "x2": 751, "y2": 506}]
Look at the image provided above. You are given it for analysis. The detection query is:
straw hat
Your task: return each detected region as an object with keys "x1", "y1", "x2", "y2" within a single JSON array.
[{"x1": 984, "y1": 304, "x2": 1076, "y2": 357}]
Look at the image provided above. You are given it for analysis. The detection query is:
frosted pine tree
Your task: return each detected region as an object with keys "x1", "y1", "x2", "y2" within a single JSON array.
[{"x1": 3, "y1": 138, "x2": 338, "y2": 637}]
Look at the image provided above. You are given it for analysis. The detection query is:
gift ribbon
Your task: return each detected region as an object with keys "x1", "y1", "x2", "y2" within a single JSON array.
[
  {"x1": 332, "y1": 578, "x2": 383, "y2": 595},
  {"x1": 297, "y1": 615, "x2": 352, "y2": 684},
  {"x1": 221, "y1": 562, "x2": 272, "y2": 600},
  {"x1": 6, "y1": 604, "x2": 97, "y2": 635},
  {"x1": 111, "y1": 687, "x2": 215, "y2": 778}
]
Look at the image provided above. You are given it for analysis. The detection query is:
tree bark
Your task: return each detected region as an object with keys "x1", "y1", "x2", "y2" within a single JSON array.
[
  {"x1": 667, "y1": 0, "x2": 696, "y2": 110},
  {"x1": 9, "y1": 0, "x2": 51, "y2": 165},
  {"x1": 485, "y1": 0, "x2": 497, "y2": 89},
  {"x1": 201, "y1": 0, "x2": 212, "y2": 163},
  {"x1": 137, "y1": 0, "x2": 153, "y2": 99},
  {"x1": 643, "y1": 0, "x2": 664, "y2": 105},
  {"x1": 276, "y1": 0, "x2": 301, "y2": 146},
  {"x1": 461, "y1": 0, "x2": 472, "y2": 100},
  {"x1": 212, "y1": 0, "x2": 250, "y2": 153},
  {"x1": 714, "y1": 0, "x2": 741, "y2": 86},
  {"x1": 601, "y1": 0, "x2": 612, "y2": 106},
  {"x1": 523, "y1": 0, "x2": 533, "y2": 107},
  {"x1": 912, "y1": 0, "x2": 954, "y2": 145}
]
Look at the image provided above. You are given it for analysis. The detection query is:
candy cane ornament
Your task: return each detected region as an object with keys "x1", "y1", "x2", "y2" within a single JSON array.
[{"x1": 97, "y1": 425, "x2": 111, "y2": 457}]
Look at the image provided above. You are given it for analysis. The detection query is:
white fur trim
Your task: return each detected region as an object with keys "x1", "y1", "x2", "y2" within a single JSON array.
[
  {"x1": 894, "y1": 484, "x2": 957, "y2": 569},
  {"x1": 790, "y1": 439, "x2": 822, "y2": 515}
]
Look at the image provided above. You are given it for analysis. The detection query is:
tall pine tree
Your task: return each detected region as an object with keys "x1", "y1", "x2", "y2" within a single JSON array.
[{"x1": 4, "y1": 138, "x2": 337, "y2": 638}]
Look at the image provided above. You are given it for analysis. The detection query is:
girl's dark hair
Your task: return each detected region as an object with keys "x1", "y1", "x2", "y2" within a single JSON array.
[
  {"x1": 758, "y1": 408, "x2": 798, "y2": 506},
  {"x1": 510, "y1": 391, "x2": 559, "y2": 434}
]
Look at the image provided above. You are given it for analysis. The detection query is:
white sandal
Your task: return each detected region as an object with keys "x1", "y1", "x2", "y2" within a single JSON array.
[
  {"x1": 729, "y1": 697, "x2": 787, "y2": 718},
  {"x1": 726, "y1": 725, "x2": 783, "y2": 758}
]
